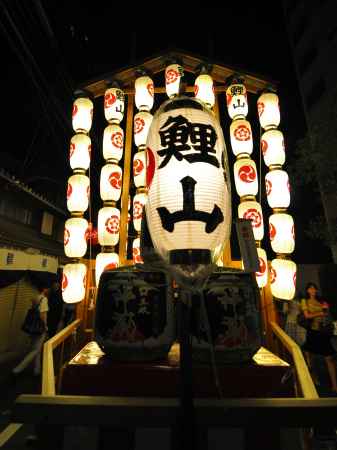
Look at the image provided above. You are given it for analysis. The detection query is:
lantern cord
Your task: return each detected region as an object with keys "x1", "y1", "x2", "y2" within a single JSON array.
[{"x1": 199, "y1": 289, "x2": 223, "y2": 400}]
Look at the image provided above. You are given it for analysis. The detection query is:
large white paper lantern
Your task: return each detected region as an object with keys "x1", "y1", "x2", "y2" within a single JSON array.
[
  {"x1": 100, "y1": 163, "x2": 122, "y2": 202},
  {"x1": 265, "y1": 170, "x2": 290, "y2": 208},
  {"x1": 133, "y1": 192, "x2": 147, "y2": 232},
  {"x1": 226, "y1": 83, "x2": 248, "y2": 119},
  {"x1": 145, "y1": 96, "x2": 231, "y2": 265},
  {"x1": 261, "y1": 129, "x2": 285, "y2": 167},
  {"x1": 95, "y1": 252, "x2": 119, "y2": 287},
  {"x1": 104, "y1": 87, "x2": 125, "y2": 124},
  {"x1": 165, "y1": 64, "x2": 183, "y2": 98},
  {"x1": 62, "y1": 263, "x2": 87, "y2": 303},
  {"x1": 135, "y1": 75, "x2": 154, "y2": 111},
  {"x1": 133, "y1": 237, "x2": 143, "y2": 264},
  {"x1": 72, "y1": 97, "x2": 93, "y2": 133},
  {"x1": 257, "y1": 92, "x2": 280, "y2": 130},
  {"x1": 238, "y1": 200, "x2": 264, "y2": 241},
  {"x1": 269, "y1": 213, "x2": 295, "y2": 254},
  {"x1": 64, "y1": 217, "x2": 88, "y2": 258},
  {"x1": 98, "y1": 206, "x2": 120, "y2": 246},
  {"x1": 103, "y1": 124, "x2": 124, "y2": 162},
  {"x1": 270, "y1": 258, "x2": 296, "y2": 300},
  {"x1": 194, "y1": 74, "x2": 215, "y2": 108},
  {"x1": 67, "y1": 174, "x2": 89, "y2": 213},
  {"x1": 234, "y1": 158, "x2": 258, "y2": 198},
  {"x1": 133, "y1": 150, "x2": 147, "y2": 188},
  {"x1": 69, "y1": 134, "x2": 91, "y2": 171},
  {"x1": 255, "y1": 247, "x2": 268, "y2": 288},
  {"x1": 230, "y1": 119, "x2": 253, "y2": 157},
  {"x1": 134, "y1": 111, "x2": 153, "y2": 148}
]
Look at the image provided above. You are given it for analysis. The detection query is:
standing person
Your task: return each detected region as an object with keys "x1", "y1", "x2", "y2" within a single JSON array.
[
  {"x1": 47, "y1": 281, "x2": 63, "y2": 337},
  {"x1": 284, "y1": 294, "x2": 306, "y2": 348},
  {"x1": 301, "y1": 282, "x2": 337, "y2": 393},
  {"x1": 12, "y1": 285, "x2": 49, "y2": 377}
]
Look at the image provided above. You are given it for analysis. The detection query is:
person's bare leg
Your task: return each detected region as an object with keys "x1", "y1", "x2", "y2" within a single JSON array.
[{"x1": 325, "y1": 356, "x2": 337, "y2": 392}]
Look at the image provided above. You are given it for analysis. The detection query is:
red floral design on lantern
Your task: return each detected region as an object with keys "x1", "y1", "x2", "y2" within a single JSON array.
[
  {"x1": 83, "y1": 273, "x2": 87, "y2": 288},
  {"x1": 134, "y1": 117, "x2": 145, "y2": 134},
  {"x1": 67, "y1": 183, "x2": 72, "y2": 200},
  {"x1": 147, "y1": 82, "x2": 154, "y2": 97},
  {"x1": 133, "y1": 201, "x2": 144, "y2": 220},
  {"x1": 111, "y1": 132, "x2": 123, "y2": 148},
  {"x1": 166, "y1": 69, "x2": 179, "y2": 84},
  {"x1": 265, "y1": 179, "x2": 272, "y2": 196},
  {"x1": 104, "y1": 262, "x2": 118, "y2": 271},
  {"x1": 133, "y1": 158, "x2": 144, "y2": 176},
  {"x1": 256, "y1": 257, "x2": 266, "y2": 277},
  {"x1": 238, "y1": 165, "x2": 256, "y2": 183},
  {"x1": 64, "y1": 228, "x2": 70, "y2": 246},
  {"x1": 269, "y1": 222, "x2": 276, "y2": 240},
  {"x1": 226, "y1": 93, "x2": 232, "y2": 106},
  {"x1": 243, "y1": 208, "x2": 262, "y2": 228},
  {"x1": 194, "y1": 85, "x2": 199, "y2": 96},
  {"x1": 270, "y1": 267, "x2": 277, "y2": 284},
  {"x1": 90, "y1": 108, "x2": 93, "y2": 119},
  {"x1": 109, "y1": 171, "x2": 122, "y2": 189},
  {"x1": 86, "y1": 185, "x2": 90, "y2": 198},
  {"x1": 257, "y1": 101, "x2": 264, "y2": 117},
  {"x1": 105, "y1": 215, "x2": 120, "y2": 234},
  {"x1": 133, "y1": 245, "x2": 143, "y2": 264},
  {"x1": 293, "y1": 271, "x2": 296, "y2": 287},
  {"x1": 72, "y1": 104, "x2": 78, "y2": 117},
  {"x1": 69, "y1": 143, "x2": 75, "y2": 159},
  {"x1": 291, "y1": 224, "x2": 295, "y2": 239},
  {"x1": 88, "y1": 144, "x2": 92, "y2": 158},
  {"x1": 287, "y1": 180, "x2": 290, "y2": 192},
  {"x1": 261, "y1": 139, "x2": 268, "y2": 155},
  {"x1": 104, "y1": 92, "x2": 116, "y2": 109},
  {"x1": 146, "y1": 147, "x2": 155, "y2": 187},
  {"x1": 234, "y1": 124, "x2": 251, "y2": 141},
  {"x1": 62, "y1": 273, "x2": 68, "y2": 291}
]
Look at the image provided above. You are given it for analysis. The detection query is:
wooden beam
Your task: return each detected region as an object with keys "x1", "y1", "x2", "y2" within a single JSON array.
[{"x1": 119, "y1": 94, "x2": 134, "y2": 265}]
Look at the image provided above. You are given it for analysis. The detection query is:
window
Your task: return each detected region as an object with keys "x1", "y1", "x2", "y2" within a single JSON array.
[
  {"x1": 305, "y1": 78, "x2": 326, "y2": 109},
  {"x1": 0, "y1": 198, "x2": 32, "y2": 225},
  {"x1": 41, "y1": 211, "x2": 54, "y2": 235},
  {"x1": 298, "y1": 47, "x2": 317, "y2": 75}
]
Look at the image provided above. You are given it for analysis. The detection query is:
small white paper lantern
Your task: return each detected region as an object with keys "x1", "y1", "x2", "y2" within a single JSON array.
[
  {"x1": 270, "y1": 258, "x2": 296, "y2": 300},
  {"x1": 133, "y1": 150, "x2": 147, "y2": 188},
  {"x1": 62, "y1": 263, "x2": 87, "y2": 303},
  {"x1": 226, "y1": 83, "x2": 248, "y2": 119},
  {"x1": 234, "y1": 158, "x2": 258, "y2": 198},
  {"x1": 133, "y1": 192, "x2": 147, "y2": 232},
  {"x1": 133, "y1": 237, "x2": 143, "y2": 264},
  {"x1": 100, "y1": 163, "x2": 122, "y2": 202},
  {"x1": 104, "y1": 87, "x2": 125, "y2": 124},
  {"x1": 64, "y1": 217, "x2": 88, "y2": 258},
  {"x1": 261, "y1": 129, "x2": 285, "y2": 167},
  {"x1": 194, "y1": 74, "x2": 215, "y2": 108},
  {"x1": 135, "y1": 75, "x2": 154, "y2": 111},
  {"x1": 134, "y1": 111, "x2": 153, "y2": 148},
  {"x1": 165, "y1": 64, "x2": 183, "y2": 98},
  {"x1": 145, "y1": 96, "x2": 231, "y2": 264},
  {"x1": 255, "y1": 247, "x2": 268, "y2": 288},
  {"x1": 103, "y1": 124, "x2": 124, "y2": 162},
  {"x1": 257, "y1": 92, "x2": 280, "y2": 130},
  {"x1": 265, "y1": 170, "x2": 290, "y2": 208},
  {"x1": 95, "y1": 252, "x2": 119, "y2": 286},
  {"x1": 230, "y1": 119, "x2": 253, "y2": 157},
  {"x1": 67, "y1": 174, "x2": 89, "y2": 213},
  {"x1": 98, "y1": 206, "x2": 120, "y2": 246},
  {"x1": 238, "y1": 200, "x2": 264, "y2": 241},
  {"x1": 69, "y1": 134, "x2": 91, "y2": 171},
  {"x1": 269, "y1": 213, "x2": 295, "y2": 254},
  {"x1": 72, "y1": 97, "x2": 93, "y2": 133}
]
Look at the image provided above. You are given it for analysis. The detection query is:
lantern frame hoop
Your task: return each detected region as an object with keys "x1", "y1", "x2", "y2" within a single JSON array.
[
  {"x1": 73, "y1": 168, "x2": 86, "y2": 175},
  {"x1": 240, "y1": 194, "x2": 256, "y2": 202},
  {"x1": 105, "y1": 78, "x2": 123, "y2": 90},
  {"x1": 73, "y1": 88, "x2": 93, "y2": 101},
  {"x1": 236, "y1": 153, "x2": 252, "y2": 160},
  {"x1": 273, "y1": 207, "x2": 287, "y2": 213},
  {"x1": 269, "y1": 164, "x2": 283, "y2": 171},
  {"x1": 103, "y1": 200, "x2": 117, "y2": 207},
  {"x1": 225, "y1": 73, "x2": 245, "y2": 87},
  {"x1": 106, "y1": 157, "x2": 119, "y2": 164},
  {"x1": 136, "y1": 187, "x2": 148, "y2": 194},
  {"x1": 135, "y1": 67, "x2": 152, "y2": 78},
  {"x1": 195, "y1": 62, "x2": 213, "y2": 76}
]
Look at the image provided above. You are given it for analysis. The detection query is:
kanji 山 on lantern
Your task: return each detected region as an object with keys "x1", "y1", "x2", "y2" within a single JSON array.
[
  {"x1": 226, "y1": 82, "x2": 248, "y2": 120},
  {"x1": 104, "y1": 87, "x2": 125, "y2": 124},
  {"x1": 145, "y1": 96, "x2": 231, "y2": 266}
]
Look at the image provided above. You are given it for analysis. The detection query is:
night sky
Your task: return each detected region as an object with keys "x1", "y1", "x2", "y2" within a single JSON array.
[{"x1": 0, "y1": 1, "x2": 333, "y2": 264}]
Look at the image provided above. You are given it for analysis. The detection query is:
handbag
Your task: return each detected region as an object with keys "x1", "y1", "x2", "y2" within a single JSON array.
[
  {"x1": 21, "y1": 298, "x2": 45, "y2": 335},
  {"x1": 296, "y1": 311, "x2": 311, "y2": 330}
]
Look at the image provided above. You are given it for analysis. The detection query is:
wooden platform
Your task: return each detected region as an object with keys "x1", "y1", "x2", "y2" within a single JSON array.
[{"x1": 59, "y1": 342, "x2": 294, "y2": 398}]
